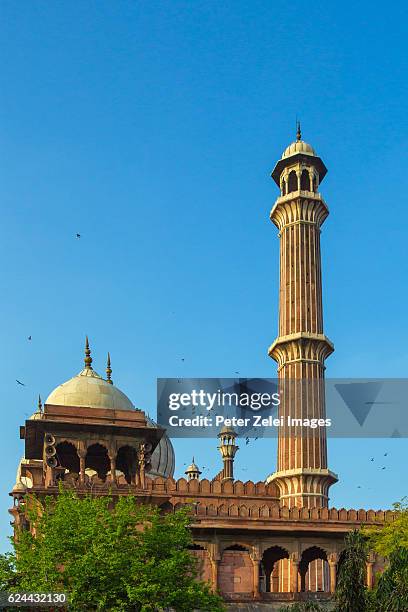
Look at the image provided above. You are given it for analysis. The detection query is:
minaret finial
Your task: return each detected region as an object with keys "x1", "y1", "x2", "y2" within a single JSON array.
[
  {"x1": 106, "y1": 352, "x2": 113, "y2": 384},
  {"x1": 84, "y1": 336, "x2": 93, "y2": 370},
  {"x1": 38, "y1": 394, "x2": 43, "y2": 414},
  {"x1": 296, "y1": 119, "x2": 301, "y2": 141}
]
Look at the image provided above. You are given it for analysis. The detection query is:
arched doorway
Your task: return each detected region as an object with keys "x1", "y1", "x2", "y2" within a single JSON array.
[
  {"x1": 300, "y1": 546, "x2": 330, "y2": 592},
  {"x1": 260, "y1": 546, "x2": 289, "y2": 592},
  {"x1": 55, "y1": 441, "x2": 79, "y2": 475},
  {"x1": 116, "y1": 445, "x2": 137, "y2": 484},
  {"x1": 85, "y1": 443, "x2": 110, "y2": 481},
  {"x1": 219, "y1": 544, "x2": 252, "y2": 596}
]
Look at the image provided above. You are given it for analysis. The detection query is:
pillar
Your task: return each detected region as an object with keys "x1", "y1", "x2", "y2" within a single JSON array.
[
  {"x1": 251, "y1": 547, "x2": 261, "y2": 599},
  {"x1": 211, "y1": 559, "x2": 219, "y2": 591},
  {"x1": 366, "y1": 561, "x2": 374, "y2": 589},
  {"x1": 291, "y1": 558, "x2": 299, "y2": 593},
  {"x1": 109, "y1": 450, "x2": 117, "y2": 485},
  {"x1": 78, "y1": 449, "x2": 86, "y2": 485},
  {"x1": 329, "y1": 560, "x2": 337, "y2": 593}
]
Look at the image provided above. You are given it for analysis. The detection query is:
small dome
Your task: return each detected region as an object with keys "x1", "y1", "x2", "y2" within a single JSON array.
[
  {"x1": 218, "y1": 424, "x2": 237, "y2": 436},
  {"x1": 282, "y1": 140, "x2": 316, "y2": 159},
  {"x1": 46, "y1": 368, "x2": 134, "y2": 411},
  {"x1": 185, "y1": 459, "x2": 201, "y2": 474}
]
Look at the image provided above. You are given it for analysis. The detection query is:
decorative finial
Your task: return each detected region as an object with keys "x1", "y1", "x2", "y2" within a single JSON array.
[
  {"x1": 106, "y1": 352, "x2": 113, "y2": 384},
  {"x1": 38, "y1": 394, "x2": 43, "y2": 414},
  {"x1": 84, "y1": 336, "x2": 93, "y2": 370},
  {"x1": 296, "y1": 120, "x2": 301, "y2": 141}
]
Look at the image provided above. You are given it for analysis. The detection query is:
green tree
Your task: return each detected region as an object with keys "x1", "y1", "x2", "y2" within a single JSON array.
[
  {"x1": 364, "y1": 499, "x2": 408, "y2": 612},
  {"x1": 364, "y1": 498, "x2": 408, "y2": 558},
  {"x1": 334, "y1": 529, "x2": 368, "y2": 612},
  {"x1": 2, "y1": 489, "x2": 224, "y2": 612}
]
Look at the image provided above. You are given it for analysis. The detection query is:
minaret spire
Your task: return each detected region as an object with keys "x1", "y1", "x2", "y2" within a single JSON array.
[
  {"x1": 268, "y1": 134, "x2": 337, "y2": 508},
  {"x1": 84, "y1": 336, "x2": 93, "y2": 370},
  {"x1": 296, "y1": 119, "x2": 301, "y2": 141},
  {"x1": 38, "y1": 394, "x2": 43, "y2": 414},
  {"x1": 106, "y1": 352, "x2": 113, "y2": 384}
]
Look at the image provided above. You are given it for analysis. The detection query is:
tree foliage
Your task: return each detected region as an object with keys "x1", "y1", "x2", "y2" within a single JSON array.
[
  {"x1": 334, "y1": 529, "x2": 368, "y2": 612},
  {"x1": 1, "y1": 490, "x2": 224, "y2": 612},
  {"x1": 364, "y1": 498, "x2": 408, "y2": 558},
  {"x1": 364, "y1": 499, "x2": 408, "y2": 612}
]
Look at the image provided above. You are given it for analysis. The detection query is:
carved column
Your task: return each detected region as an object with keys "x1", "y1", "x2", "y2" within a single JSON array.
[
  {"x1": 208, "y1": 542, "x2": 220, "y2": 592},
  {"x1": 109, "y1": 447, "x2": 117, "y2": 485},
  {"x1": 78, "y1": 445, "x2": 86, "y2": 485},
  {"x1": 137, "y1": 442, "x2": 152, "y2": 489},
  {"x1": 290, "y1": 553, "x2": 300, "y2": 593},
  {"x1": 366, "y1": 552, "x2": 376, "y2": 589},
  {"x1": 251, "y1": 545, "x2": 261, "y2": 599},
  {"x1": 211, "y1": 559, "x2": 219, "y2": 592},
  {"x1": 328, "y1": 553, "x2": 339, "y2": 593}
]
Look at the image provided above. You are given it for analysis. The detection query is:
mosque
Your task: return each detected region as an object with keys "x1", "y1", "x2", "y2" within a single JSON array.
[{"x1": 10, "y1": 129, "x2": 393, "y2": 608}]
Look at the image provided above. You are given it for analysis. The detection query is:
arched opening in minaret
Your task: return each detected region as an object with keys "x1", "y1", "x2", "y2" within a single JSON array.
[
  {"x1": 116, "y1": 445, "x2": 137, "y2": 484},
  {"x1": 287, "y1": 170, "x2": 298, "y2": 193},
  {"x1": 281, "y1": 178, "x2": 287, "y2": 195},
  {"x1": 313, "y1": 174, "x2": 319, "y2": 191},
  {"x1": 299, "y1": 546, "x2": 330, "y2": 592},
  {"x1": 260, "y1": 545, "x2": 289, "y2": 593},
  {"x1": 55, "y1": 441, "x2": 79, "y2": 475},
  {"x1": 300, "y1": 169, "x2": 310, "y2": 190},
  {"x1": 85, "y1": 443, "x2": 110, "y2": 481}
]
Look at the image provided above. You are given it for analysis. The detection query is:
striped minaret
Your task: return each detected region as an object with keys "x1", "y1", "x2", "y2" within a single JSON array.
[{"x1": 267, "y1": 125, "x2": 338, "y2": 508}]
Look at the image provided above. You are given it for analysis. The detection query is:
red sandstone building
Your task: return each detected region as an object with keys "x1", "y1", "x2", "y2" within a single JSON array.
[{"x1": 10, "y1": 130, "x2": 392, "y2": 608}]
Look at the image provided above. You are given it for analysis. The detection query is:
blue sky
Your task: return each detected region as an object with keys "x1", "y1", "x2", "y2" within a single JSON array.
[{"x1": 0, "y1": 1, "x2": 407, "y2": 551}]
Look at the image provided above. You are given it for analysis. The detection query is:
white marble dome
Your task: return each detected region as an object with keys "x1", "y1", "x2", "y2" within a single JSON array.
[
  {"x1": 46, "y1": 367, "x2": 134, "y2": 411},
  {"x1": 282, "y1": 140, "x2": 316, "y2": 159}
]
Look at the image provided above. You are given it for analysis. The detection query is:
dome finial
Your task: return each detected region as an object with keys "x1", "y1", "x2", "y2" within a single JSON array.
[
  {"x1": 38, "y1": 394, "x2": 43, "y2": 413},
  {"x1": 84, "y1": 336, "x2": 93, "y2": 370},
  {"x1": 106, "y1": 352, "x2": 113, "y2": 384},
  {"x1": 296, "y1": 119, "x2": 301, "y2": 141}
]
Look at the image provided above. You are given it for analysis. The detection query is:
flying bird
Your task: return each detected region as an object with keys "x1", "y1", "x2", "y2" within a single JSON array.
[
  {"x1": 76, "y1": 233, "x2": 81, "y2": 239},
  {"x1": 381, "y1": 467, "x2": 386, "y2": 470},
  {"x1": 384, "y1": 453, "x2": 388, "y2": 456},
  {"x1": 16, "y1": 380, "x2": 25, "y2": 386},
  {"x1": 370, "y1": 458, "x2": 374, "y2": 461},
  {"x1": 28, "y1": 336, "x2": 32, "y2": 341}
]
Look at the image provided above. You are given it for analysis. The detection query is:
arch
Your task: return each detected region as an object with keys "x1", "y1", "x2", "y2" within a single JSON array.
[
  {"x1": 116, "y1": 445, "x2": 137, "y2": 484},
  {"x1": 55, "y1": 441, "x2": 79, "y2": 475},
  {"x1": 299, "y1": 546, "x2": 329, "y2": 593},
  {"x1": 261, "y1": 545, "x2": 289, "y2": 593},
  {"x1": 287, "y1": 170, "x2": 298, "y2": 193},
  {"x1": 159, "y1": 501, "x2": 173, "y2": 514},
  {"x1": 85, "y1": 443, "x2": 110, "y2": 481},
  {"x1": 300, "y1": 169, "x2": 310, "y2": 190},
  {"x1": 281, "y1": 178, "x2": 287, "y2": 196},
  {"x1": 219, "y1": 543, "x2": 252, "y2": 595}
]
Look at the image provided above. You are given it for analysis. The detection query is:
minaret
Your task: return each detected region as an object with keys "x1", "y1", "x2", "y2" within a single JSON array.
[
  {"x1": 267, "y1": 125, "x2": 338, "y2": 508},
  {"x1": 185, "y1": 458, "x2": 202, "y2": 481},
  {"x1": 217, "y1": 426, "x2": 238, "y2": 481}
]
